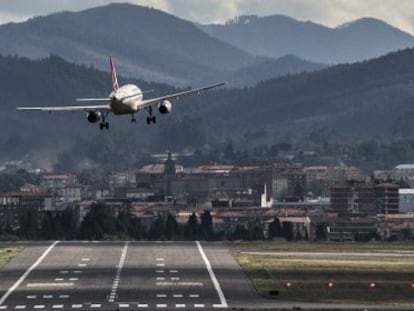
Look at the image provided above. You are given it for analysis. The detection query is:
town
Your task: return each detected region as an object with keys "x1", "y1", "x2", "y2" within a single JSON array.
[{"x1": 0, "y1": 150, "x2": 412, "y2": 242}]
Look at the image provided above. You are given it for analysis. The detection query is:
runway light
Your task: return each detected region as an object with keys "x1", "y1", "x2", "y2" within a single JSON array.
[
  {"x1": 286, "y1": 282, "x2": 292, "y2": 288},
  {"x1": 327, "y1": 282, "x2": 334, "y2": 288},
  {"x1": 370, "y1": 282, "x2": 376, "y2": 288},
  {"x1": 411, "y1": 283, "x2": 414, "y2": 289}
]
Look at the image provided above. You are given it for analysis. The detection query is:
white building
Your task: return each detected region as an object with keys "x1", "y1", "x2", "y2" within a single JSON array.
[{"x1": 399, "y1": 189, "x2": 414, "y2": 213}]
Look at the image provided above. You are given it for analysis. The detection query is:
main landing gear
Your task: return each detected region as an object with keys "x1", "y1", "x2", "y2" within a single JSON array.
[
  {"x1": 131, "y1": 113, "x2": 137, "y2": 123},
  {"x1": 145, "y1": 106, "x2": 156, "y2": 124},
  {"x1": 99, "y1": 112, "x2": 109, "y2": 130}
]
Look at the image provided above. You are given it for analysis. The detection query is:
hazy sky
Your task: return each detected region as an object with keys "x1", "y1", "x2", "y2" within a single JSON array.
[{"x1": 1, "y1": 0, "x2": 414, "y2": 34}]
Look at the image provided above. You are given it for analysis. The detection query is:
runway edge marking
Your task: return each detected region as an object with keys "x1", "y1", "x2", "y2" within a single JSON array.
[
  {"x1": 0, "y1": 241, "x2": 60, "y2": 305},
  {"x1": 195, "y1": 241, "x2": 228, "y2": 309}
]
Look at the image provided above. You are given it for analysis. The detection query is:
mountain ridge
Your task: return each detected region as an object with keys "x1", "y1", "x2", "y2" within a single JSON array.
[{"x1": 200, "y1": 15, "x2": 414, "y2": 64}]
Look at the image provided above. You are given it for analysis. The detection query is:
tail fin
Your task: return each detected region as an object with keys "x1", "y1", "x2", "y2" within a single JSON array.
[{"x1": 109, "y1": 55, "x2": 119, "y2": 92}]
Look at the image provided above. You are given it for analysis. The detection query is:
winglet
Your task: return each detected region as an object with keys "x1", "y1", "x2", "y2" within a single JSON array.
[{"x1": 109, "y1": 55, "x2": 119, "y2": 92}]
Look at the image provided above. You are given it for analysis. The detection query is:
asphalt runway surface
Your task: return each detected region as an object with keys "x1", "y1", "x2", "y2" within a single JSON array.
[
  {"x1": 1, "y1": 241, "x2": 413, "y2": 310},
  {"x1": 0, "y1": 241, "x2": 261, "y2": 310}
]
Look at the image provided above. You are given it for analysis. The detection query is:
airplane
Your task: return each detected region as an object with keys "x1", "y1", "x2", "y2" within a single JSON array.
[{"x1": 17, "y1": 56, "x2": 225, "y2": 130}]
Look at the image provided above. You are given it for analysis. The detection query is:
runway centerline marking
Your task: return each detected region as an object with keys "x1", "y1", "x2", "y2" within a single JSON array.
[
  {"x1": 34, "y1": 306, "x2": 45, "y2": 309},
  {"x1": 0, "y1": 241, "x2": 59, "y2": 306},
  {"x1": 108, "y1": 241, "x2": 129, "y2": 303},
  {"x1": 196, "y1": 241, "x2": 228, "y2": 308}
]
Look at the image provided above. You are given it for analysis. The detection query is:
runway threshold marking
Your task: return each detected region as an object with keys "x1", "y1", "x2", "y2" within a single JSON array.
[
  {"x1": 108, "y1": 241, "x2": 129, "y2": 303},
  {"x1": 0, "y1": 241, "x2": 60, "y2": 306},
  {"x1": 196, "y1": 241, "x2": 228, "y2": 309}
]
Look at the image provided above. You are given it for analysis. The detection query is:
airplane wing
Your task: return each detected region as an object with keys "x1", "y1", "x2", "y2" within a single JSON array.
[
  {"x1": 16, "y1": 104, "x2": 111, "y2": 112},
  {"x1": 140, "y1": 82, "x2": 225, "y2": 108}
]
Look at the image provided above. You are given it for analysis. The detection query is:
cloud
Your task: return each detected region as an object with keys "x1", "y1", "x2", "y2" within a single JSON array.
[{"x1": 0, "y1": 0, "x2": 413, "y2": 34}]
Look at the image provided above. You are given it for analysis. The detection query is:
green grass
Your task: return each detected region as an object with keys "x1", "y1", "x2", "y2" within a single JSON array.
[
  {"x1": 234, "y1": 243, "x2": 414, "y2": 305},
  {"x1": 0, "y1": 248, "x2": 21, "y2": 269},
  {"x1": 227, "y1": 240, "x2": 414, "y2": 253}
]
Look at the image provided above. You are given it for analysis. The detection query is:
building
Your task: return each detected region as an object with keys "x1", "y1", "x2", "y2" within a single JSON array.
[
  {"x1": 330, "y1": 181, "x2": 399, "y2": 216},
  {"x1": 330, "y1": 181, "x2": 376, "y2": 216},
  {"x1": 306, "y1": 166, "x2": 362, "y2": 196},
  {"x1": 0, "y1": 192, "x2": 52, "y2": 230},
  {"x1": 399, "y1": 189, "x2": 414, "y2": 213},
  {"x1": 233, "y1": 163, "x2": 306, "y2": 201},
  {"x1": 374, "y1": 183, "x2": 399, "y2": 214}
]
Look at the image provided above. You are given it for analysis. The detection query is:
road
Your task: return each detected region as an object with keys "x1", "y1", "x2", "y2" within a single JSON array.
[{"x1": 0, "y1": 241, "x2": 259, "y2": 310}]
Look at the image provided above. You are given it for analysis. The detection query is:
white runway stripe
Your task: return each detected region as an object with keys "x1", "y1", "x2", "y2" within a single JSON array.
[
  {"x1": 108, "y1": 241, "x2": 129, "y2": 303},
  {"x1": 0, "y1": 241, "x2": 59, "y2": 306},
  {"x1": 71, "y1": 304, "x2": 82, "y2": 309},
  {"x1": 138, "y1": 304, "x2": 148, "y2": 308},
  {"x1": 27, "y1": 283, "x2": 74, "y2": 288},
  {"x1": 156, "y1": 281, "x2": 203, "y2": 286},
  {"x1": 34, "y1": 306, "x2": 45, "y2": 309},
  {"x1": 196, "y1": 241, "x2": 228, "y2": 308},
  {"x1": 194, "y1": 304, "x2": 205, "y2": 308}
]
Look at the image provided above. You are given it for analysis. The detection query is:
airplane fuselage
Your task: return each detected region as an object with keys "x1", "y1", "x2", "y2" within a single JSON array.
[{"x1": 109, "y1": 84, "x2": 143, "y2": 115}]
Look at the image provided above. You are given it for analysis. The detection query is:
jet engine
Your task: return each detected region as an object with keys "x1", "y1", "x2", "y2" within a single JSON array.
[
  {"x1": 158, "y1": 100, "x2": 172, "y2": 114},
  {"x1": 86, "y1": 111, "x2": 102, "y2": 123}
]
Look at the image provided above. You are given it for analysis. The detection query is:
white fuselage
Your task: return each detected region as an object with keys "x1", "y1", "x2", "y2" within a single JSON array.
[{"x1": 109, "y1": 84, "x2": 143, "y2": 115}]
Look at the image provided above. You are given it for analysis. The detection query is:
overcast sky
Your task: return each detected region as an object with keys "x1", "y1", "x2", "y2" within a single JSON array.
[{"x1": 1, "y1": 0, "x2": 414, "y2": 34}]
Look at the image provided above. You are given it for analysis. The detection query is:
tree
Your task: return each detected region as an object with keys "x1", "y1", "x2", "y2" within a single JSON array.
[
  {"x1": 268, "y1": 218, "x2": 282, "y2": 239},
  {"x1": 165, "y1": 213, "x2": 179, "y2": 240},
  {"x1": 78, "y1": 203, "x2": 116, "y2": 240},
  {"x1": 185, "y1": 212, "x2": 199, "y2": 240},
  {"x1": 149, "y1": 216, "x2": 165, "y2": 240},
  {"x1": 281, "y1": 221, "x2": 294, "y2": 241},
  {"x1": 200, "y1": 210, "x2": 214, "y2": 241},
  {"x1": 19, "y1": 209, "x2": 40, "y2": 240},
  {"x1": 232, "y1": 225, "x2": 248, "y2": 240},
  {"x1": 315, "y1": 223, "x2": 327, "y2": 241}
]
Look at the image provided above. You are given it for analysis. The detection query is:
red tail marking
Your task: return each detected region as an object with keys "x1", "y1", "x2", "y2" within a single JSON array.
[{"x1": 109, "y1": 56, "x2": 119, "y2": 92}]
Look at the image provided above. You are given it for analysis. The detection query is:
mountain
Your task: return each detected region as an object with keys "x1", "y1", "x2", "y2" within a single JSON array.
[
  {"x1": 0, "y1": 3, "x2": 260, "y2": 86},
  {"x1": 5, "y1": 48, "x2": 414, "y2": 165},
  {"x1": 0, "y1": 3, "x2": 324, "y2": 87},
  {"x1": 200, "y1": 15, "x2": 414, "y2": 64},
  {"x1": 223, "y1": 55, "x2": 325, "y2": 87}
]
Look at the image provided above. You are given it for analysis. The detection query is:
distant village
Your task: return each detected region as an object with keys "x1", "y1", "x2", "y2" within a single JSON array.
[{"x1": 1, "y1": 152, "x2": 414, "y2": 242}]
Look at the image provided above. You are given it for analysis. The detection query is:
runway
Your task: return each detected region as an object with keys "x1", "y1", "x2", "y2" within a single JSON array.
[{"x1": 0, "y1": 241, "x2": 259, "y2": 310}]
